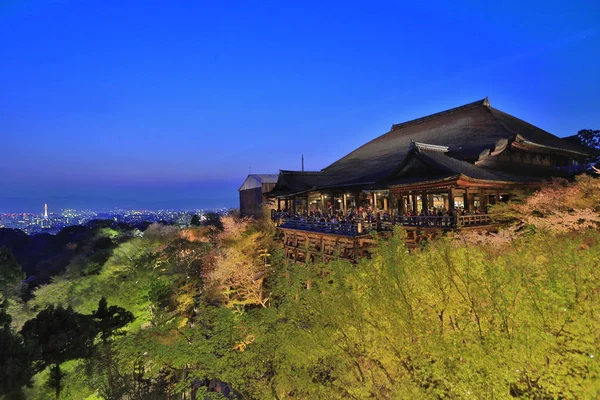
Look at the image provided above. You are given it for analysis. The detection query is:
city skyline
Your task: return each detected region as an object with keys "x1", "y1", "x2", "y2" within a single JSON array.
[{"x1": 1, "y1": 0, "x2": 599, "y2": 211}]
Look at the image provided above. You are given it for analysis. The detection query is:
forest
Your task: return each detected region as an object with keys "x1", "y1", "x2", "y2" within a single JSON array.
[{"x1": 1, "y1": 175, "x2": 600, "y2": 399}]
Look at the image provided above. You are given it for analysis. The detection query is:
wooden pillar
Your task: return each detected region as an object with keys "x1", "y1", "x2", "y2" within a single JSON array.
[
  {"x1": 479, "y1": 189, "x2": 486, "y2": 211},
  {"x1": 383, "y1": 196, "x2": 389, "y2": 212},
  {"x1": 412, "y1": 193, "x2": 418, "y2": 214},
  {"x1": 496, "y1": 189, "x2": 501, "y2": 204},
  {"x1": 373, "y1": 192, "x2": 378, "y2": 213},
  {"x1": 277, "y1": 198, "x2": 282, "y2": 212},
  {"x1": 343, "y1": 193, "x2": 348, "y2": 214},
  {"x1": 320, "y1": 194, "x2": 325, "y2": 213},
  {"x1": 292, "y1": 196, "x2": 297, "y2": 213},
  {"x1": 464, "y1": 187, "x2": 472, "y2": 212},
  {"x1": 448, "y1": 189, "x2": 455, "y2": 211},
  {"x1": 399, "y1": 193, "x2": 406, "y2": 215},
  {"x1": 443, "y1": 194, "x2": 449, "y2": 210},
  {"x1": 421, "y1": 192, "x2": 428, "y2": 212}
]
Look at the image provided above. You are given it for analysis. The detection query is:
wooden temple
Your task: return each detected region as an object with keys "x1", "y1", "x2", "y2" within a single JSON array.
[{"x1": 265, "y1": 98, "x2": 590, "y2": 261}]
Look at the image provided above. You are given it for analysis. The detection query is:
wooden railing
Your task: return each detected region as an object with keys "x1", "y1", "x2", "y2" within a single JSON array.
[
  {"x1": 395, "y1": 215, "x2": 456, "y2": 228},
  {"x1": 457, "y1": 214, "x2": 492, "y2": 226},
  {"x1": 277, "y1": 219, "x2": 360, "y2": 236},
  {"x1": 272, "y1": 211, "x2": 493, "y2": 234}
]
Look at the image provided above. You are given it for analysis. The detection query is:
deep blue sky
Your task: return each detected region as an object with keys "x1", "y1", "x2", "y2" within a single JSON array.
[{"x1": 1, "y1": 0, "x2": 599, "y2": 211}]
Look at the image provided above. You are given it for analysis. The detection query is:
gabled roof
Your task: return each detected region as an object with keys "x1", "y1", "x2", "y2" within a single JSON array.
[
  {"x1": 238, "y1": 174, "x2": 279, "y2": 191},
  {"x1": 267, "y1": 170, "x2": 321, "y2": 197},
  {"x1": 379, "y1": 144, "x2": 568, "y2": 188},
  {"x1": 317, "y1": 98, "x2": 588, "y2": 188}
]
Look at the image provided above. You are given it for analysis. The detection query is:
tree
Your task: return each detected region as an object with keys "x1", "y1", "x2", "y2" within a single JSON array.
[
  {"x1": 190, "y1": 214, "x2": 201, "y2": 227},
  {"x1": 92, "y1": 297, "x2": 134, "y2": 343},
  {"x1": 0, "y1": 328, "x2": 34, "y2": 398},
  {"x1": 203, "y1": 212, "x2": 223, "y2": 230},
  {"x1": 20, "y1": 305, "x2": 97, "y2": 398},
  {"x1": 575, "y1": 129, "x2": 600, "y2": 174},
  {"x1": 0, "y1": 246, "x2": 24, "y2": 294},
  {"x1": 89, "y1": 297, "x2": 135, "y2": 399},
  {"x1": 577, "y1": 129, "x2": 600, "y2": 150},
  {"x1": 0, "y1": 299, "x2": 34, "y2": 398}
]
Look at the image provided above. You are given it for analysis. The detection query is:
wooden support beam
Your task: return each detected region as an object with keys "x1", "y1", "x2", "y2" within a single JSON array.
[
  {"x1": 448, "y1": 189, "x2": 455, "y2": 211},
  {"x1": 399, "y1": 194, "x2": 406, "y2": 215},
  {"x1": 479, "y1": 188, "x2": 486, "y2": 211},
  {"x1": 464, "y1": 187, "x2": 472, "y2": 212},
  {"x1": 412, "y1": 193, "x2": 418, "y2": 214},
  {"x1": 343, "y1": 193, "x2": 348, "y2": 215}
]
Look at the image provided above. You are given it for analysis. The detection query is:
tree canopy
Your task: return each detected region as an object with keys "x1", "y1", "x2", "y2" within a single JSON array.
[{"x1": 0, "y1": 246, "x2": 24, "y2": 294}]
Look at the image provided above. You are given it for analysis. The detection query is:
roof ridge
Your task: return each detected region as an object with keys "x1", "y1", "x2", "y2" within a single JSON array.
[
  {"x1": 391, "y1": 97, "x2": 489, "y2": 131},
  {"x1": 280, "y1": 170, "x2": 321, "y2": 175}
]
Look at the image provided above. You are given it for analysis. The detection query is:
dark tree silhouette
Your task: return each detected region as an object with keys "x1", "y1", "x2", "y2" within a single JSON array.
[
  {"x1": 20, "y1": 305, "x2": 97, "y2": 398},
  {"x1": 0, "y1": 299, "x2": 34, "y2": 398},
  {"x1": 577, "y1": 129, "x2": 600, "y2": 150},
  {"x1": 0, "y1": 246, "x2": 24, "y2": 293},
  {"x1": 0, "y1": 328, "x2": 34, "y2": 398},
  {"x1": 92, "y1": 297, "x2": 134, "y2": 343},
  {"x1": 203, "y1": 212, "x2": 223, "y2": 230},
  {"x1": 190, "y1": 214, "x2": 201, "y2": 227},
  {"x1": 0, "y1": 298, "x2": 11, "y2": 330}
]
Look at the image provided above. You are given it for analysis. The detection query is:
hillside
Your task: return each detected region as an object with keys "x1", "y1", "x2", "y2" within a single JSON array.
[{"x1": 1, "y1": 176, "x2": 600, "y2": 399}]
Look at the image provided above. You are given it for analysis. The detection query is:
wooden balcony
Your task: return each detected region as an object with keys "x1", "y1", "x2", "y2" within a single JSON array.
[
  {"x1": 273, "y1": 212, "x2": 496, "y2": 263},
  {"x1": 273, "y1": 213, "x2": 493, "y2": 234}
]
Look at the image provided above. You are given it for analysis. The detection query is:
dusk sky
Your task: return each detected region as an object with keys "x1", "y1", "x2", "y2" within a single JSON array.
[{"x1": 1, "y1": 0, "x2": 599, "y2": 211}]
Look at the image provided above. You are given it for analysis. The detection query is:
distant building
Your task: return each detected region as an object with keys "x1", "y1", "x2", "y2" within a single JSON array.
[{"x1": 239, "y1": 174, "x2": 278, "y2": 217}]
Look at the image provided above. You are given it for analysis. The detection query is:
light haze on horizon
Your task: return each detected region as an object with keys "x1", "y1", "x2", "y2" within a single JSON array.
[{"x1": 1, "y1": 0, "x2": 599, "y2": 211}]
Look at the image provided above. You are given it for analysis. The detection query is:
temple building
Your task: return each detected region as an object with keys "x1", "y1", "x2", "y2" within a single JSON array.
[
  {"x1": 239, "y1": 174, "x2": 279, "y2": 217},
  {"x1": 263, "y1": 98, "x2": 590, "y2": 261},
  {"x1": 268, "y1": 98, "x2": 589, "y2": 218}
]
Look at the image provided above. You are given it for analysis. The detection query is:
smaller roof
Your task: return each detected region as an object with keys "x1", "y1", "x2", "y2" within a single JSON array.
[
  {"x1": 266, "y1": 170, "x2": 321, "y2": 197},
  {"x1": 379, "y1": 144, "x2": 552, "y2": 187},
  {"x1": 239, "y1": 174, "x2": 279, "y2": 191}
]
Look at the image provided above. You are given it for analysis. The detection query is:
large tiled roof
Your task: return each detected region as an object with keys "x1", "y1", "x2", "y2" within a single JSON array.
[
  {"x1": 267, "y1": 98, "x2": 589, "y2": 195},
  {"x1": 318, "y1": 98, "x2": 587, "y2": 187}
]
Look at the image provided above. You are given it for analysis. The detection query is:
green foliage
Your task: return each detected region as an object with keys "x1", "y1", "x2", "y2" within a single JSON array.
[
  {"x1": 20, "y1": 305, "x2": 97, "y2": 398},
  {"x1": 8, "y1": 209, "x2": 600, "y2": 399},
  {"x1": 0, "y1": 325, "x2": 34, "y2": 398},
  {"x1": 0, "y1": 246, "x2": 24, "y2": 294},
  {"x1": 92, "y1": 297, "x2": 134, "y2": 343}
]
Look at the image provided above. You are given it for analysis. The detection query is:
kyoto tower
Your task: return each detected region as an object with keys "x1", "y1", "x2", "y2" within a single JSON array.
[{"x1": 44, "y1": 203, "x2": 48, "y2": 219}]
